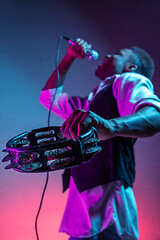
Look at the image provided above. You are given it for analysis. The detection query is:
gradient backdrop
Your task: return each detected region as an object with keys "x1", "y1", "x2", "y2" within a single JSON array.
[{"x1": 0, "y1": 0, "x2": 160, "y2": 239}]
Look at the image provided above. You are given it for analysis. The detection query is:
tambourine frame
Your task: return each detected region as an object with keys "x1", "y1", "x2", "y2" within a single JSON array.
[{"x1": 2, "y1": 126, "x2": 101, "y2": 173}]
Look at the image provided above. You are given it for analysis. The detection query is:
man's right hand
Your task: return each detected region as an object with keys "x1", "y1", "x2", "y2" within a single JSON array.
[
  {"x1": 66, "y1": 38, "x2": 92, "y2": 59},
  {"x1": 42, "y1": 38, "x2": 92, "y2": 90}
]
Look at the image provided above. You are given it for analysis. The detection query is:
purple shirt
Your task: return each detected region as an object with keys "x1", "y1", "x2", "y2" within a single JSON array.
[{"x1": 40, "y1": 73, "x2": 160, "y2": 239}]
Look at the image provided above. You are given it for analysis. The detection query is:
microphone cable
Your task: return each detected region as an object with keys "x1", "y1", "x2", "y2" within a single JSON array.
[
  {"x1": 34, "y1": 35, "x2": 65, "y2": 240},
  {"x1": 35, "y1": 171, "x2": 49, "y2": 240}
]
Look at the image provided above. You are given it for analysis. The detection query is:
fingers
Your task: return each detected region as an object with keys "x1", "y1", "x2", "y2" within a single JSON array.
[
  {"x1": 75, "y1": 38, "x2": 92, "y2": 52},
  {"x1": 79, "y1": 112, "x2": 93, "y2": 135},
  {"x1": 73, "y1": 38, "x2": 92, "y2": 58},
  {"x1": 61, "y1": 109, "x2": 112, "y2": 141},
  {"x1": 67, "y1": 38, "x2": 92, "y2": 59},
  {"x1": 61, "y1": 110, "x2": 84, "y2": 139},
  {"x1": 61, "y1": 109, "x2": 94, "y2": 140}
]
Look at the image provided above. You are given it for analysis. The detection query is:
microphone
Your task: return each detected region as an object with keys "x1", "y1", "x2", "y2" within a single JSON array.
[{"x1": 63, "y1": 36, "x2": 99, "y2": 61}]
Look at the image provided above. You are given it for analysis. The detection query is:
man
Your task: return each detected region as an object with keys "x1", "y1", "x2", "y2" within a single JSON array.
[{"x1": 40, "y1": 39, "x2": 160, "y2": 239}]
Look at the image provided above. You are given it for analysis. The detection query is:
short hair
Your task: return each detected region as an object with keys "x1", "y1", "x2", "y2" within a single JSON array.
[{"x1": 130, "y1": 46, "x2": 155, "y2": 79}]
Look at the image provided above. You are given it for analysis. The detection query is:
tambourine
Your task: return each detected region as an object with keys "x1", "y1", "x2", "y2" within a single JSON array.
[{"x1": 2, "y1": 126, "x2": 102, "y2": 173}]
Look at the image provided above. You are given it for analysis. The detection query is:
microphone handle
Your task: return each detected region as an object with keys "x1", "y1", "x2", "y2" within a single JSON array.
[{"x1": 62, "y1": 36, "x2": 98, "y2": 61}]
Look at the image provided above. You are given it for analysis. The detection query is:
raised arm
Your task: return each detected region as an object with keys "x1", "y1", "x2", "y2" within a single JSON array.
[{"x1": 42, "y1": 38, "x2": 92, "y2": 90}]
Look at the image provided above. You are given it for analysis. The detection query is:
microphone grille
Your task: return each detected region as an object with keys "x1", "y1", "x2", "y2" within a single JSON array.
[{"x1": 86, "y1": 50, "x2": 99, "y2": 61}]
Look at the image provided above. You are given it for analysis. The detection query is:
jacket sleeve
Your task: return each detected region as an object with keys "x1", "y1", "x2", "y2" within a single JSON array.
[
  {"x1": 112, "y1": 72, "x2": 160, "y2": 117},
  {"x1": 40, "y1": 86, "x2": 88, "y2": 120}
]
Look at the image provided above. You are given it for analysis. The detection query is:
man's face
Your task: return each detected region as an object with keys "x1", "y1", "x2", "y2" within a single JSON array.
[{"x1": 95, "y1": 48, "x2": 135, "y2": 80}]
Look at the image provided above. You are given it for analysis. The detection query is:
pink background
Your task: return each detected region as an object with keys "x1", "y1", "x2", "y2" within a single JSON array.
[{"x1": 0, "y1": 0, "x2": 160, "y2": 239}]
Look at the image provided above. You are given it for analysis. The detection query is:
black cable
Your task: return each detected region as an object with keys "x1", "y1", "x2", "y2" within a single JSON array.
[
  {"x1": 34, "y1": 35, "x2": 65, "y2": 240},
  {"x1": 47, "y1": 35, "x2": 64, "y2": 127},
  {"x1": 35, "y1": 172, "x2": 49, "y2": 240}
]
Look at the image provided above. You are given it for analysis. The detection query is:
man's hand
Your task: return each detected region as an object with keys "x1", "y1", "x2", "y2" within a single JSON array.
[
  {"x1": 66, "y1": 38, "x2": 92, "y2": 60},
  {"x1": 60, "y1": 109, "x2": 113, "y2": 140},
  {"x1": 60, "y1": 106, "x2": 160, "y2": 140}
]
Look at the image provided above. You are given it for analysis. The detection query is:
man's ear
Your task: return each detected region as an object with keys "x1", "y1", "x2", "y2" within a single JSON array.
[{"x1": 123, "y1": 63, "x2": 138, "y2": 72}]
